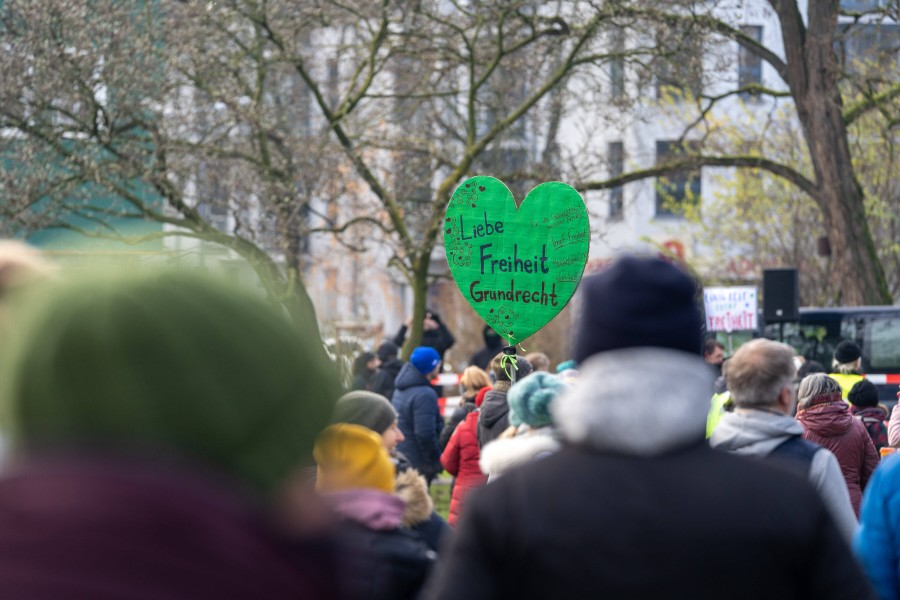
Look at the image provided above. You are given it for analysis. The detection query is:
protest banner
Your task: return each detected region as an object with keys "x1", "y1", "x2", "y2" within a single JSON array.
[
  {"x1": 703, "y1": 286, "x2": 758, "y2": 333},
  {"x1": 444, "y1": 176, "x2": 590, "y2": 348}
]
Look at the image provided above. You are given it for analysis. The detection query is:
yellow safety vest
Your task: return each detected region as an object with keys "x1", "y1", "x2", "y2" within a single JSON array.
[
  {"x1": 707, "y1": 391, "x2": 731, "y2": 438},
  {"x1": 828, "y1": 373, "x2": 863, "y2": 401}
]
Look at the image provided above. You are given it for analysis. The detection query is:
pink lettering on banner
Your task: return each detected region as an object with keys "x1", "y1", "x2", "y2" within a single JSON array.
[{"x1": 707, "y1": 311, "x2": 756, "y2": 332}]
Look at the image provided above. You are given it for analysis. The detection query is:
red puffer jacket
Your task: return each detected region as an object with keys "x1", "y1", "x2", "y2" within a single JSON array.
[
  {"x1": 797, "y1": 401, "x2": 880, "y2": 516},
  {"x1": 441, "y1": 410, "x2": 487, "y2": 527}
]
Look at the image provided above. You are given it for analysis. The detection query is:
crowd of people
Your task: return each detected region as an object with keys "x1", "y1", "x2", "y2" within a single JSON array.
[{"x1": 1, "y1": 241, "x2": 900, "y2": 598}]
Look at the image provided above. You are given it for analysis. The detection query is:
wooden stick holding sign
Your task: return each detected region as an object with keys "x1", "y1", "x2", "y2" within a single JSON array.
[{"x1": 444, "y1": 176, "x2": 590, "y2": 366}]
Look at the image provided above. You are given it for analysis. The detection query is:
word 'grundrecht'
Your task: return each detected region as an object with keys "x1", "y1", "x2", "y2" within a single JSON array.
[{"x1": 469, "y1": 280, "x2": 560, "y2": 307}]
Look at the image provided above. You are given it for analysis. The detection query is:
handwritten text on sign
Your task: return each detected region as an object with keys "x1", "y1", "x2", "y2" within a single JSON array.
[
  {"x1": 444, "y1": 177, "x2": 589, "y2": 346},
  {"x1": 704, "y1": 286, "x2": 758, "y2": 333}
]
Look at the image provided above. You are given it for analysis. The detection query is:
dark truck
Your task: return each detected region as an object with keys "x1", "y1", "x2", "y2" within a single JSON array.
[{"x1": 762, "y1": 307, "x2": 900, "y2": 405}]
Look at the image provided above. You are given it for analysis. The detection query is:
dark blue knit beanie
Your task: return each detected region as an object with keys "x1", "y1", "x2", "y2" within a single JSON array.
[{"x1": 573, "y1": 256, "x2": 702, "y2": 363}]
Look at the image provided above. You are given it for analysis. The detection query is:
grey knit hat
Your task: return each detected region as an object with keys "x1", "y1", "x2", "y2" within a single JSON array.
[{"x1": 333, "y1": 391, "x2": 397, "y2": 434}]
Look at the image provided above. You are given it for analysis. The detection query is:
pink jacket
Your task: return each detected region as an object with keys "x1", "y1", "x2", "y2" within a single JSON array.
[
  {"x1": 888, "y1": 404, "x2": 900, "y2": 447},
  {"x1": 798, "y1": 401, "x2": 879, "y2": 516}
]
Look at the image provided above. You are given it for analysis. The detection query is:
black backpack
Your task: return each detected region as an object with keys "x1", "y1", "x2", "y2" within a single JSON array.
[{"x1": 766, "y1": 436, "x2": 821, "y2": 475}]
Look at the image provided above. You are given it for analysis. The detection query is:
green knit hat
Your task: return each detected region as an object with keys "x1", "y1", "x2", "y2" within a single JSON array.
[
  {"x1": 0, "y1": 268, "x2": 340, "y2": 496},
  {"x1": 333, "y1": 391, "x2": 397, "y2": 434}
]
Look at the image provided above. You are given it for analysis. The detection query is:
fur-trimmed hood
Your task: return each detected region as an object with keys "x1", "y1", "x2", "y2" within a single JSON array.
[
  {"x1": 479, "y1": 428, "x2": 560, "y2": 478},
  {"x1": 394, "y1": 467, "x2": 433, "y2": 528},
  {"x1": 552, "y1": 347, "x2": 713, "y2": 456}
]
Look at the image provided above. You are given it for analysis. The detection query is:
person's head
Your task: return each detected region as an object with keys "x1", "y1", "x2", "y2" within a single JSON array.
[
  {"x1": 848, "y1": 379, "x2": 879, "y2": 409},
  {"x1": 460, "y1": 366, "x2": 491, "y2": 396},
  {"x1": 490, "y1": 352, "x2": 533, "y2": 385},
  {"x1": 797, "y1": 359, "x2": 826, "y2": 381},
  {"x1": 332, "y1": 390, "x2": 404, "y2": 451},
  {"x1": 832, "y1": 341, "x2": 862, "y2": 374},
  {"x1": 482, "y1": 325, "x2": 503, "y2": 349},
  {"x1": 423, "y1": 309, "x2": 441, "y2": 331},
  {"x1": 0, "y1": 268, "x2": 340, "y2": 496},
  {"x1": 703, "y1": 339, "x2": 725, "y2": 366},
  {"x1": 0, "y1": 240, "x2": 55, "y2": 329},
  {"x1": 410, "y1": 346, "x2": 441, "y2": 378},
  {"x1": 352, "y1": 351, "x2": 378, "y2": 376},
  {"x1": 508, "y1": 372, "x2": 568, "y2": 429},
  {"x1": 376, "y1": 341, "x2": 399, "y2": 364},
  {"x1": 525, "y1": 352, "x2": 551, "y2": 373},
  {"x1": 573, "y1": 256, "x2": 703, "y2": 363},
  {"x1": 474, "y1": 385, "x2": 491, "y2": 408},
  {"x1": 727, "y1": 339, "x2": 797, "y2": 413},
  {"x1": 797, "y1": 373, "x2": 843, "y2": 411},
  {"x1": 313, "y1": 424, "x2": 395, "y2": 494}
]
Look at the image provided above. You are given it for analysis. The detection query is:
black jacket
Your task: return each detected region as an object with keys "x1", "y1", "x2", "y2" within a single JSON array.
[
  {"x1": 423, "y1": 442, "x2": 874, "y2": 600},
  {"x1": 425, "y1": 347, "x2": 874, "y2": 600},
  {"x1": 470, "y1": 346, "x2": 502, "y2": 371},
  {"x1": 337, "y1": 521, "x2": 435, "y2": 600},
  {"x1": 393, "y1": 318, "x2": 455, "y2": 361},
  {"x1": 370, "y1": 359, "x2": 403, "y2": 400}
]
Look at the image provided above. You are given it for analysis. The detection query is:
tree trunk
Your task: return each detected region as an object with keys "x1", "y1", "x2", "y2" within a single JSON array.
[
  {"x1": 775, "y1": 0, "x2": 892, "y2": 305},
  {"x1": 401, "y1": 254, "x2": 430, "y2": 362}
]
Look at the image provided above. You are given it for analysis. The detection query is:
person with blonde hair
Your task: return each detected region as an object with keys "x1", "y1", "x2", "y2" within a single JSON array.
[
  {"x1": 797, "y1": 373, "x2": 879, "y2": 516},
  {"x1": 439, "y1": 366, "x2": 491, "y2": 527},
  {"x1": 440, "y1": 366, "x2": 491, "y2": 451},
  {"x1": 829, "y1": 340, "x2": 864, "y2": 400}
]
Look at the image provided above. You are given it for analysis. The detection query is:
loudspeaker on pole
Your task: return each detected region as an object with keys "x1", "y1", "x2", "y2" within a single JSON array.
[{"x1": 762, "y1": 268, "x2": 799, "y2": 323}]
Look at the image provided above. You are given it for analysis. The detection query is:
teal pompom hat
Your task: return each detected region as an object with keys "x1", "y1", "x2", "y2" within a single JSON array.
[
  {"x1": 0, "y1": 268, "x2": 341, "y2": 496},
  {"x1": 507, "y1": 371, "x2": 568, "y2": 429}
]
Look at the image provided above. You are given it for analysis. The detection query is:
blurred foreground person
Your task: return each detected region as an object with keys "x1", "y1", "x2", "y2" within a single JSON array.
[
  {"x1": 424, "y1": 256, "x2": 874, "y2": 600},
  {"x1": 0, "y1": 240, "x2": 54, "y2": 306},
  {"x1": 0, "y1": 240, "x2": 55, "y2": 468},
  {"x1": 855, "y1": 454, "x2": 900, "y2": 600},
  {"x1": 0, "y1": 269, "x2": 342, "y2": 599},
  {"x1": 797, "y1": 374, "x2": 879, "y2": 517},
  {"x1": 315, "y1": 424, "x2": 435, "y2": 600},
  {"x1": 710, "y1": 340, "x2": 859, "y2": 543},
  {"x1": 333, "y1": 391, "x2": 449, "y2": 551}
]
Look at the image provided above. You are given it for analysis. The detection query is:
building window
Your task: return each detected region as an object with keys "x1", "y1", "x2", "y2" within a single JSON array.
[
  {"x1": 836, "y1": 23, "x2": 899, "y2": 76},
  {"x1": 610, "y1": 29, "x2": 625, "y2": 101},
  {"x1": 839, "y1": 0, "x2": 886, "y2": 10},
  {"x1": 739, "y1": 26, "x2": 763, "y2": 99},
  {"x1": 327, "y1": 58, "x2": 340, "y2": 110},
  {"x1": 656, "y1": 27, "x2": 704, "y2": 100},
  {"x1": 655, "y1": 140, "x2": 701, "y2": 218},
  {"x1": 608, "y1": 141, "x2": 624, "y2": 220}
]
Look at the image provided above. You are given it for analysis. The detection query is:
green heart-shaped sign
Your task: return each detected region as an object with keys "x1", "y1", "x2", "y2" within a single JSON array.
[{"x1": 444, "y1": 176, "x2": 590, "y2": 347}]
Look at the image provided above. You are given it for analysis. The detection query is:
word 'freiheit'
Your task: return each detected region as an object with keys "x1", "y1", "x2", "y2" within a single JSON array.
[{"x1": 479, "y1": 243, "x2": 550, "y2": 275}]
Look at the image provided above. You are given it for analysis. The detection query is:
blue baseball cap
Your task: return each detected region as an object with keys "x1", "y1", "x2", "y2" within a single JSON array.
[{"x1": 410, "y1": 346, "x2": 441, "y2": 375}]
